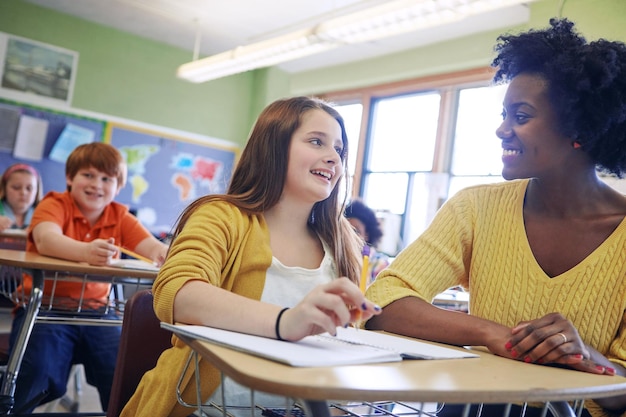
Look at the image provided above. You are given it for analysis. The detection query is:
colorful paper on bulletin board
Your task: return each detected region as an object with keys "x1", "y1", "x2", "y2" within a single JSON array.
[
  {"x1": 13, "y1": 114, "x2": 48, "y2": 161},
  {"x1": 0, "y1": 99, "x2": 106, "y2": 196},
  {"x1": 49, "y1": 123, "x2": 95, "y2": 163}
]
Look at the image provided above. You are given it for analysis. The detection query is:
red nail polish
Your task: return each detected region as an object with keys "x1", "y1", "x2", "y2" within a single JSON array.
[
  {"x1": 606, "y1": 367, "x2": 616, "y2": 375},
  {"x1": 596, "y1": 365, "x2": 606, "y2": 372},
  {"x1": 504, "y1": 341, "x2": 512, "y2": 350},
  {"x1": 510, "y1": 350, "x2": 518, "y2": 358},
  {"x1": 524, "y1": 356, "x2": 532, "y2": 363}
]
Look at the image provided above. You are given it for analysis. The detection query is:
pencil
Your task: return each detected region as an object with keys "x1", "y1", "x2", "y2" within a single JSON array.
[
  {"x1": 359, "y1": 245, "x2": 370, "y2": 293},
  {"x1": 355, "y1": 245, "x2": 371, "y2": 329},
  {"x1": 117, "y1": 246, "x2": 155, "y2": 265}
]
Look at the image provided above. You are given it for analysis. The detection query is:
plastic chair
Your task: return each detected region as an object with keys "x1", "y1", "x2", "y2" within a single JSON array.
[{"x1": 106, "y1": 290, "x2": 172, "y2": 417}]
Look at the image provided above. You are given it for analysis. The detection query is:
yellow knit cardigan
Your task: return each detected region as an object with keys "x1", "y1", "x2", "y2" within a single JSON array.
[
  {"x1": 367, "y1": 179, "x2": 626, "y2": 417},
  {"x1": 121, "y1": 200, "x2": 272, "y2": 417}
]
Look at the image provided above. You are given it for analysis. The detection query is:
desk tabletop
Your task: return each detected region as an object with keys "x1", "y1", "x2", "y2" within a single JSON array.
[
  {"x1": 0, "y1": 248, "x2": 158, "y2": 279},
  {"x1": 182, "y1": 335, "x2": 626, "y2": 404}
]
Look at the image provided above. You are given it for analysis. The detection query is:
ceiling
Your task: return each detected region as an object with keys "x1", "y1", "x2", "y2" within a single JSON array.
[{"x1": 24, "y1": 0, "x2": 533, "y2": 74}]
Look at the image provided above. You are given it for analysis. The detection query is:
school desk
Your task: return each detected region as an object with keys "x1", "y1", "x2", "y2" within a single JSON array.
[
  {"x1": 173, "y1": 329, "x2": 626, "y2": 417},
  {"x1": 0, "y1": 248, "x2": 157, "y2": 415},
  {"x1": 0, "y1": 230, "x2": 26, "y2": 251}
]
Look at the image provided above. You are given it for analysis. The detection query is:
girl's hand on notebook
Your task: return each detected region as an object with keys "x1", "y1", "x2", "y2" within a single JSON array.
[{"x1": 278, "y1": 277, "x2": 381, "y2": 341}]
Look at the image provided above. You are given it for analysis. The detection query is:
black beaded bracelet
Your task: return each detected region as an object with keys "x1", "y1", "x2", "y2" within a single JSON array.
[{"x1": 275, "y1": 307, "x2": 289, "y2": 341}]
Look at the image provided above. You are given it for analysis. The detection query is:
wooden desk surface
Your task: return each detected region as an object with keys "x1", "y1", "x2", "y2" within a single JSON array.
[
  {"x1": 182, "y1": 335, "x2": 626, "y2": 405},
  {"x1": 0, "y1": 248, "x2": 158, "y2": 280}
]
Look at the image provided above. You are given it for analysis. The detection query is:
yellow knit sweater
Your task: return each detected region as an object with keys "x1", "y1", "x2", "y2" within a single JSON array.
[
  {"x1": 121, "y1": 200, "x2": 272, "y2": 417},
  {"x1": 367, "y1": 180, "x2": 626, "y2": 417}
]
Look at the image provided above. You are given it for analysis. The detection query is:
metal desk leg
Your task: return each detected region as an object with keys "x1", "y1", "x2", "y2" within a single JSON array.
[
  {"x1": 0, "y1": 268, "x2": 44, "y2": 415},
  {"x1": 548, "y1": 401, "x2": 577, "y2": 417},
  {"x1": 301, "y1": 400, "x2": 331, "y2": 417}
]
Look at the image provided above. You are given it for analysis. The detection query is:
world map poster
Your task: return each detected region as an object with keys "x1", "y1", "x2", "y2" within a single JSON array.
[{"x1": 107, "y1": 123, "x2": 238, "y2": 236}]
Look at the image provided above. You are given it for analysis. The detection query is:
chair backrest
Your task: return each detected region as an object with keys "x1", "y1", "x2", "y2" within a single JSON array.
[{"x1": 107, "y1": 289, "x2": 172, "y2": 417}]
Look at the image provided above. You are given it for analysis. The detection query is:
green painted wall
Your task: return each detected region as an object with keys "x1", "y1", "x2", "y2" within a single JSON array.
[
  {"x1": 0, "y1": 0, "x2": 258, "y2": 146},
  {"x1": 2, "y1": 0, "x2": 625, "y2": 147}
]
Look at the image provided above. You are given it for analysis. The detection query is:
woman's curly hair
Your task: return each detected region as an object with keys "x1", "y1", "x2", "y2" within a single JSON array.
[
  {"x1": 345, "y1": 199, "x2": 383, "y2": 247},
  {"x1": 492, "y1": 18, "x2": 626, "y2": 177}
]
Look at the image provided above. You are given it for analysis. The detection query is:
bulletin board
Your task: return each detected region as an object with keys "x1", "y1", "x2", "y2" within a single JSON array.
[
  {"x1": 0, "y1": 99, "x2": 106, "y2": 194},
  {"x1": 106, "y1": 122, "x2": 238, "y2": 234},
  {"x1": 0, "y1": 98, "x2": 239, "y2": 235}
]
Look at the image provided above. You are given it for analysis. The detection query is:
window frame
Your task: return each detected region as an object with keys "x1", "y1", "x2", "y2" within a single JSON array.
[
  {"x1": 322, "y1": 67, "x2": 499, "y2": 250},
  {"x1": 322, "y1": 67, "x2": 496, "y2": 199}
]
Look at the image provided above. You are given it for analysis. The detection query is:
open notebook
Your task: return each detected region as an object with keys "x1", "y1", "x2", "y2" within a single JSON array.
[
  {"x1": 162, "y1": 323, "x2": 478, "y2": 367},
  {"x1": 108, "y1": 259, "x2": 159, "y2": 272}
]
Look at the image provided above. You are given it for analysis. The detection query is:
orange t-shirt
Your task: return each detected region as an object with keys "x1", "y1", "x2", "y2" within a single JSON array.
[{"x1": 20, "y1": 191, "x2": 151, "y2": 308}]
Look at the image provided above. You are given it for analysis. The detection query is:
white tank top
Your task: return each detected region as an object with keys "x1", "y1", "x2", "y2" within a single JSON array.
[{"x1": 203, "y1": 243, "x2": 336, "y2": 416}]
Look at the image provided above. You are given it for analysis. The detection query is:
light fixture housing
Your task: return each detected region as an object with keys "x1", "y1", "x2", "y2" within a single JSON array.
[{"x1": 177, "y1": 0, "x2": 536, "y2": 83}]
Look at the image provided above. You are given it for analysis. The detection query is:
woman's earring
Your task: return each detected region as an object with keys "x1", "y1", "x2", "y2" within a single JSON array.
[{"x1": 572, "y1": 141, "x2": 582, "y2": 149}]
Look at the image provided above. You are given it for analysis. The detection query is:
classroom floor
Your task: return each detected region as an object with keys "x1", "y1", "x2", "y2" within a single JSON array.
[
  {"x1": 0, "y1": 308, "x2": 103, "y2": 414},
  {"x1": 33, "y1": 367, "x2": 103, "y2": 413}
]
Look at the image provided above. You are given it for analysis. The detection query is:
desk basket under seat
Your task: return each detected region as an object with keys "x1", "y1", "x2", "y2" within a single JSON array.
[
  {"x1": 179, "y1": 351, "x2": 588, "y2": 417},
  {"x1": 0, "y1": 264, "x2": 153, "y2": 325}
]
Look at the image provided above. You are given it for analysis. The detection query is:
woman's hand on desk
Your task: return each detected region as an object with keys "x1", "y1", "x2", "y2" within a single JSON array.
[
  {"x1": 505, "y1": 312, "x2": 615, "y2": 375},
  {"x1": 277, "y1": 277, "x2": 381, "y2": 342}
]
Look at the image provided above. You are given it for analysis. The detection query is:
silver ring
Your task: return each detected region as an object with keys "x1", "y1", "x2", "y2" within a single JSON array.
[{"x1": 557, "y1": 332, "x2": 567, "y2": 344}]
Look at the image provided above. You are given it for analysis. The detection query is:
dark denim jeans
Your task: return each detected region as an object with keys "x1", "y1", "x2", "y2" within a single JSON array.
[{"x1": 8, "y1": 307, "x2": 121, "y2": 413}]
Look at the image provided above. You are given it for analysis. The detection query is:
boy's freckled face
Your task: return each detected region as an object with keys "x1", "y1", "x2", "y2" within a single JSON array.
[{"x1": 67, "y1": 167, "x2": 120, "y2": 217}]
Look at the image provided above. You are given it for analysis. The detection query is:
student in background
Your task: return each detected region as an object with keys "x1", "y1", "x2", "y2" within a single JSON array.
[
  {"x1": 345, "y1": 198, "x2": 390, "y2": 286},
  {"x1": 121, "y1": 96, "x2": 381, "y2": 417},
  {"x1": 365, "y1": 18, "x2": 626, "y2": 417},
  {"x1": 9, "y1": 142, "x2": 169, "y2": 413},
  {"x1": 0, "y1": 163, "x2": 43, "y2": 231}
]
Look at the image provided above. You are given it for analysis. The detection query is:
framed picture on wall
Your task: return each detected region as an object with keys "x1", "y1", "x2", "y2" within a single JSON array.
[{"x1": 0, "y1": 32, "x2": 78, "y2": 108}]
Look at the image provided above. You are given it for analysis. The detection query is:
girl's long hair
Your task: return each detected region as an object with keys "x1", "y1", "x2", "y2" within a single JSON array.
[{"x1": 172, "y1": 96, "x2": 361, "y2": 282}]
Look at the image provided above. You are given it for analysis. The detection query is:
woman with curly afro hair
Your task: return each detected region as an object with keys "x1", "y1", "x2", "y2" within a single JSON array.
[{"x1": 365, "y1": 18, "x2": 626, "y2": 417}]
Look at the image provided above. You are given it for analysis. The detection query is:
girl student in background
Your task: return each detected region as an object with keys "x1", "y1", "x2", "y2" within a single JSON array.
[
  {"x1": 121, "y1": 96, "x2": 381, "y2": 417},
  {"x1": 0, "y1": 163, "x2": 43, "y2": 231}
]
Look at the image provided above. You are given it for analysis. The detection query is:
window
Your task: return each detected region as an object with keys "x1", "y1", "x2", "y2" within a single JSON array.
[
  {"x1": 333, "y1": 102, "x2": 362, "y2": 200},
  {"x1": 368, "y1": 92, "x2": 440, "y2": 172},
  {"x1": 335, "y1": 102, "x2": 363, "y2": 177},
  {"x1": 449, "y1": 84, "x2": 507, "y2": 196},
  {"x1": 329, "y1": 68, "x2": 507, "y2": 254}
]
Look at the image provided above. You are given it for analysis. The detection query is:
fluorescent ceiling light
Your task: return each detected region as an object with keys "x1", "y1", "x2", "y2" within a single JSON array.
[
  {"x1": 177, "y1": 28, "x2": 337, "y2": 83},
  {"x1": 177, "y1": 0, "x2": 536, "y2": 83}
]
